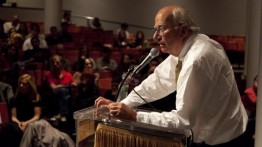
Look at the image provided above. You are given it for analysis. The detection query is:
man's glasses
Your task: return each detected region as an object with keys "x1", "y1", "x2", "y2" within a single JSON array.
[
  {"x1": 152, "y1": 24, "x2": 182, "y2": 35},
  {"x1": 152, "y1": 25, "x2": 168, "y2": 35}
]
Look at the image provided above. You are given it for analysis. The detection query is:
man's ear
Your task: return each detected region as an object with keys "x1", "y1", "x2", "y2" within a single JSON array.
[{"x1": 180, "y1": 24, "x2": 189, "y2": 37}]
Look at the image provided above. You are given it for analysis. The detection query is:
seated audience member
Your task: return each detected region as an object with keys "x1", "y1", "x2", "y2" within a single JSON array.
[
  {"x1": 0, "y1": 81, "x2": 14, "y2": 103},
  {"x1": 73, "y1": 58, "x2": 100, "y2": 110},
  {"x1": 7, "y1": 33, "x2": 24, "y2": 55},
  {"x1": 45, "y1": 54, "x2": 76, "y2": 121},
  {"x1": 53, "y1": 43, "x2": 71, "y2": 71},
  {"x1": 45, "y1": 26, "x2": 63, "y2": 46},
  {"x1": 132, "y1": 31, "x2": 147, "y2": 49},
  {"x1": 114, "y1": 29, "x2": 130, "y2": 48},
  {"x1": 22, "y1": 23, "x2": 48, "y2": 51},
  {"x1": 3, "y1": 15, "x2": 20, "y2": 34},
  {"x1": 73, "y1": 46, "x2": 97, "y2": 72},
  {"x1": 0, "y1": 44, "x2": 20, "y2": 90},
  {"x1": 61, "y1": 11, "x2": 72, "y2": 24},
  {"x1": 17, "y1": 22, "x2": 29, "y2": 38},
  {"x1": 96, "y1": 47, "x2": 118, "y2": 72},
  {"x1": 0, "y1": 22, "x2": 8, "y2": 46},
  {"x1": 22, "y1": 36, "x2": 50, "y2": 67},
  {"x1": 140, "y1": 58, "x2": 160, "y2": 81},
  {"x1": 241, "y1": 75, "x2": 258, "y2": 147},
  {"x1": 115, "y1": 22, "x2": 130, "y2": 40},
  {"x1": 58, "y1": 22, "x2": 73, "y2": 43},
  {"x1": 113, "y1": 54, "x2": 133, "y2": 83},
  {"x1": 0, "y1": 74, "x2": 41, "y2": 147},
  {"x1": 91, "y1": 17, "x2": 103, "y2": 31},
  {"x1": 104, "y1": 81, "x2": 119, "y2": 101},
  {"x1": 242, "y1": 75, "x2": 258, "y2": 117}
]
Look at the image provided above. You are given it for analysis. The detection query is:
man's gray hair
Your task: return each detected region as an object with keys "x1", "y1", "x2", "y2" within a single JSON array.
[{"x1": 172, "y1": 7, "x2": 200, "y2": 33}]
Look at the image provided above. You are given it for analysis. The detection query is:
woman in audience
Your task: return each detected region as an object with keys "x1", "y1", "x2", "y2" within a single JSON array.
[
  {"x1": 114, "y1": 29, "x2": 129, "y2": 48},
  {"x1": 73, "y1": 46, "x2": 97, "y2": 72},
  {"x1": 0, "y1": 43, "x2": 20, "y2": 90},
  {"x1": 73, "y1": 58, "x2": 100, "y2": 110},
  {"x1": 0, "y1": 74, "x2": 41, "y2": 147},
  {"x1": 17, "y1": 22, "x2": 29, "y2": 38},
  {"x1": 113, "y1": 54, "x2": 133, "y2": 83},
  {"x1": 132, "y1": 31, "x2": 147, "y2": 49}
]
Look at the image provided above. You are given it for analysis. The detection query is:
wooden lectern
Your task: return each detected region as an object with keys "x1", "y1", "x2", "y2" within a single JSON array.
[{"x1": 74, "y1": 106, "x2": 191, "y2": 147}]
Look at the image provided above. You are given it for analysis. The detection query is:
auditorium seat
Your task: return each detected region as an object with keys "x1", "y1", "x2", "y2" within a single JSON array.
[
  {"x1": 111, "y1": 51, "x2": 122, "y2": 64},
  {"x1": 99, "y1": 71, "x2": 112, "y2": 78},
  {"x1": 97, "y1": 78, "x2": 112, "y2": 96},
  {"x1": 89, "y1": 50, "x2": 102, "y2": 61},
  {"x1": 0, "y1": 103, "x2": 9, "y2": 124}
]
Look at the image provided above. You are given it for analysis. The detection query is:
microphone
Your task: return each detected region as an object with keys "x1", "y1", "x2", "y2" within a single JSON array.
[{"x1": 132, "y1": 48, "x2": 159, "y2": 75}]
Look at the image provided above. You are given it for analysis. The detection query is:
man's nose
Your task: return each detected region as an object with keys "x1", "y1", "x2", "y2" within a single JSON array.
[{"x1": 153, "y1": 32, "x2": 161, "y2": 43}]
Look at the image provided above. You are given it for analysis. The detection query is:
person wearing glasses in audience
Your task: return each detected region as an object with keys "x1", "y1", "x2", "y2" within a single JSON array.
[
  {"x1": 73, "y1": 58, "x2": 100, "y2": 109},
  {"x1": 95, "y1": 4, "x2": 248, "y2": 147}
]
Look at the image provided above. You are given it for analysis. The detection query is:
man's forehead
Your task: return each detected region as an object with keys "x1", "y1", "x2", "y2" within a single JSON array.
[{"x1": 155, "y1": 15, "x2": 168, "y2": 26}]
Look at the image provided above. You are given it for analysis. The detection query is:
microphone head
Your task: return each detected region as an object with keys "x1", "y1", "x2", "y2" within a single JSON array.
[{"x1": 149, "y1": 48, "x2": 160, "y2": 58}]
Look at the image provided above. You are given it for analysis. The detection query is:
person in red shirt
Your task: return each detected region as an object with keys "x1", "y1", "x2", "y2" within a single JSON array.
[
  {"x1": 242, "y1": 75, "x2": 258, "y2": 118},
  {"x1": 45, "y1": 54, "x2": 76, "y2": 121},
  {"x1": 241, "y1": 74, "x2": 258, "y2": 147}
]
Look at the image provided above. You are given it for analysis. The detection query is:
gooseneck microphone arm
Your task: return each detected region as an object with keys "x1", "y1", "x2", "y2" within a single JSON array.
[
  {"x1": 131, "y1": 48, "x2": 160, "y2": 78},
  {"x1": 114, "y1": 66, "x2": 135, "y2": 102}
]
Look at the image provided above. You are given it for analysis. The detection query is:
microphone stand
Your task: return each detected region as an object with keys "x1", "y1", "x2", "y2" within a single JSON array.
[{"x1": 114, "y1": 66, "x2": 135, "y2": 102}]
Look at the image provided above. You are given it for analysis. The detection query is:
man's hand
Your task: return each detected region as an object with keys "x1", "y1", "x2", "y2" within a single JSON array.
[
  {"x1": 94, "y1": 97, "x2": 113, "y2": 108},
  {"x1": 107, "y1": 102, "x2": 137, "y2": 121}
]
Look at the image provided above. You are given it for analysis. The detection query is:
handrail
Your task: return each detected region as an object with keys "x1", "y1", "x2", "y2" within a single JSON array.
[{"x1": 72, "y1": 14, "x2": 152, "y2": 30}]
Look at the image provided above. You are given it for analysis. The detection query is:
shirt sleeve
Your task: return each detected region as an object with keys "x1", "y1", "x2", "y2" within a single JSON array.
[{"x1": 142, "y1": 59, "x2": 217, "y2": 130}]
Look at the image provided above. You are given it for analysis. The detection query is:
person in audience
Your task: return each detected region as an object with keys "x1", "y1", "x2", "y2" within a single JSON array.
[
  {"x1": 140, "y1": 58, "x2": 160, "y2": 81},
  {"x1": 114, "y1": 29, "x2": 130, "y2": 48},
  {"x1": 115, "y1": 22, "x2": 130, "y2": 40},
  {"x1": 242, "y1": 75, "x2": 258, "y2": 117},
  {"x1": 53, "y1": 43, "x2": 71, "y2": 71},
  {"x1": 0, "y1": 74, "x2": 41, "y2": 147},
  {"x1": 96, "y1": 46, "x2": 118, "y2": 72},
  {"x1": 91, "y1": 17, "x2": 103, "y2": 31},
  {"x1": 104, "y1": 81, "x2": 119, "y2": 101},
  {"x1": 73, "y1": 58, "x2": 100, "y2": 110},
  {"x1": 241, "y1": 74, "x2": 258, "y2": 147},
  {"x1": 132, "y1": 31, "x2": 147, "y2": 49},
  {"x1": 0, "y1": 21, "x2": 8, "y2": 47},
  {"x1": 58, "y1": 22, "x2": 73, "y2": 43},
  {"x1": 113, "y1": 54, "x2": 133, "y2": 83},
  {"x1": 45, "y1": 26, "x2": 63, "y2": 46},
  {"x1": 61, "y1": 11, "x2": 72, "y2": 24},
  {"x1": 0, "y1": 44, "x2": 20, "y2": 90},
  {"x1": 0, "y1": 81, "x2": 14, "y2": 103},
  {"x1": 45, "y1": 54, "x2": 76, "y2": 121},
  {"x1": 95, "y1": 4, "x2": 248, "y2": 147},
  {"x1": 17, "y1": 22, "x2": 29, "y2": 38},
  {"x1": 23, "y1": 36, "x2": 50, "y2": 62},
  {"x1": 73, "y1": 46, "x2": 97, "y2": 72},
  {"x1": 22, "y1": 23, "x2": 48, "y2": 51},
  {"x1": 3, "y1": 15, "x2": 21, "y2": 34}
]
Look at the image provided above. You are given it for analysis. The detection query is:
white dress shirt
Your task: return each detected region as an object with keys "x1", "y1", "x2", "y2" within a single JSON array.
[
  {"x1": 22, "y1": 35, "x2": 48, "y2": 51},
  {"x1": 121, "y1": 34, "x2": 248, "y2": 145}
]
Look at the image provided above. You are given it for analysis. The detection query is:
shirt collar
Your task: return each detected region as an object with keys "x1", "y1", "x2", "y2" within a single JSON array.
[{"x1": 178, "y1": 33, "x2": 198, "y2": 61}]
